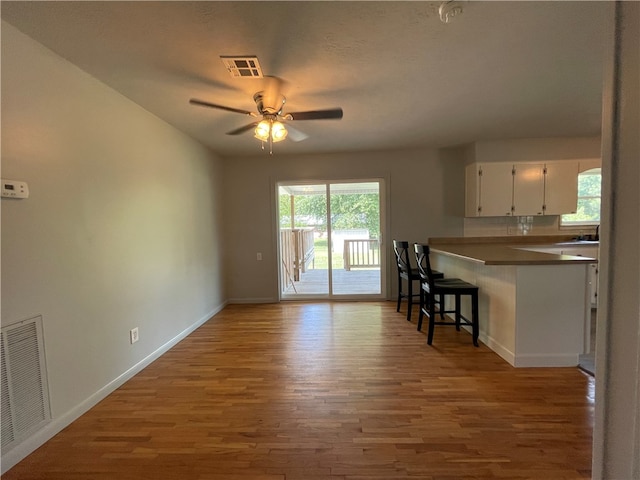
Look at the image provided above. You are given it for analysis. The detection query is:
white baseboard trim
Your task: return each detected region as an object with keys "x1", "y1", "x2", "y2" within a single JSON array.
[
  {"x1": 513, "y1": 353, "x2": 579, "y2": 368},
  {"x1": 481, "y1": 333, "x2": 516, "y2": 366},
  {"x1": 481, "y1": 332, "x2": 579, "y2": 367},
  {"x1": 1, "y1": 301, "x2": 226, "y2": 474},
  {"x1": 227, "y1": 297, "x2": 278, "y2": 304}
]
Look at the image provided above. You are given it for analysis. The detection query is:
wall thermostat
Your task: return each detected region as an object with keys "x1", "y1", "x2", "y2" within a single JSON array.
[{"x1": 2, "y1": 179, "x2": 29, "y2": 199}]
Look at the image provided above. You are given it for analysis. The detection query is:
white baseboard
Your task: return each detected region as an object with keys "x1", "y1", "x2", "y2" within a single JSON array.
[
  {"x1": 1, "y1": 301, "x2": 226, "y2": 474},
  {"x1": 513, "y1": 353, "x2": 579, "y2": 368},
  {"x1": 481, "y1": 332, "x2": 579, "y2": 367},
  {"x1": 227, "y1": 297, "x2": 278, "y2": 304},
  {"x1": 481, "y1": 332, "x2": 516, "y2": 366}
]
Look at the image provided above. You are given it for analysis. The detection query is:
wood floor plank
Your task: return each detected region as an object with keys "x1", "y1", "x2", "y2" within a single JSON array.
[{"x1": 3, "y1": 302, "x2": 593, "y2": 479}]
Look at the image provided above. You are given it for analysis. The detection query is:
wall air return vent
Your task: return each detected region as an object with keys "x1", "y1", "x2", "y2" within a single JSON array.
[
  {"x1": 1, "y1": 316, "x2": 51, "y2": 453},
  {"x1": 220, "y1": 56, "x2": 264, "y2": 78}
]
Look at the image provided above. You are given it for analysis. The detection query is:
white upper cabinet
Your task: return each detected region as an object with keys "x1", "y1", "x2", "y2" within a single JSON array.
[
  {"x1": 543, "y1": 161, "x2": 579, "y2": 215},
  {"x1": 465, "y1": 161, "x2": 580, "y2": 217},
  {"x1": 513, "y1": 163, "x2": 545, "y2": 215},
  {"x1": 465, "y1": 163, "x2": 514, "y2": 216}
]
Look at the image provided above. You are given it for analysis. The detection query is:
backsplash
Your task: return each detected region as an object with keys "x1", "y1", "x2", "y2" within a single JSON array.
[{"x1": 463, "y1": 215, "x2": 598, "y2": 238}]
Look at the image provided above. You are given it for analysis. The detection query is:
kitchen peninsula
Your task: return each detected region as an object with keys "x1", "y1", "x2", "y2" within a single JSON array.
[{"x1": 427, "y1": 236, "x2": 598, "y2": 367}]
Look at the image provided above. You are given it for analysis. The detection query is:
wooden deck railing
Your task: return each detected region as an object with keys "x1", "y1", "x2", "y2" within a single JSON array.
[
  {"x1": 343, "y1": 239, "x2": 380, "y2": 271},
  {"x1": 280, "y1": 229, "x2": 316, "y2": 292}
]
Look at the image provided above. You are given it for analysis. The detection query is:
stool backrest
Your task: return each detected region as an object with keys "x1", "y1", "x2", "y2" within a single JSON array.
[
  {"x1": 392, "y1": 240, "x2": 411, "y2": 274},
  {"x1": 414, "y1": 243, "x2": 436, "y2": 291}
]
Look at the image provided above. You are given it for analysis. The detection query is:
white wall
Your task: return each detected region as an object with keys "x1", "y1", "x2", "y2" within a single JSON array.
[
  {"x1": 1, "y1": 21, "x2": 226, "y2": 469},
  {"x1": 594, "y1": 2, "x2": 640, "y2": 477},
  {"x1": 222, "y1": 147, "x2": 465, "y2": 302},
  {"x1": 462, "y1": 137, "x2": 602, "y2": 237},
  {"x1": 472, "y1": 137, "x2": 602, "y2": 165}
]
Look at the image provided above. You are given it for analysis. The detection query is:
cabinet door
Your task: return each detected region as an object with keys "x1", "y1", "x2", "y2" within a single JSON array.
[
  {"x1": 465, "y1": 164, "x2": 481, "y2": 216},
  {"x1": 544, "y1": 161, "x2": 579, "y2": 215},
  {"x1": 478, "y1": 163, "x2": 514, "y2": 216},
  {"x1": 513, "y1": 164, "x2": 544, "y2": 215}
]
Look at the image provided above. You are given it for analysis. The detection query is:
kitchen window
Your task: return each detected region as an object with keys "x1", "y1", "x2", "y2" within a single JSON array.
[{"x1": 561, "y1": 168, "x2": 601, "y2": 226}]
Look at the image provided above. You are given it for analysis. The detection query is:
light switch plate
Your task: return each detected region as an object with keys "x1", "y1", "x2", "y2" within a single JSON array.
[{"x1": 1, "y1": 179, "x2": 29, "y2": 199}]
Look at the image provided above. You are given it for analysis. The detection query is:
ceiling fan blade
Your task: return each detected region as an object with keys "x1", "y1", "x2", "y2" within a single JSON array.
[
  {"x1": 284, "y1": 124, "x2": 309, "y2": 142},
  {"x1": 285, "y1": 108, "x2": 343, "y2": 121},
  {"x1": 226, "y1": 122, "x2": 259, "y2": 136},
  {"x1": 189, "y1": 98, "x2": 256, "y2": 116}
]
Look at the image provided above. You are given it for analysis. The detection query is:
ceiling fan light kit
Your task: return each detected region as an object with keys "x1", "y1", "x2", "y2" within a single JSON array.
[
  {"x1": 269, "y1": 122, "x2": 288, "y2": 142},
  {"x1": 253, "y1": 118, "x2": 289, "y2": 154},
  {"x1": 255, "y1": 116, "x2": 287, "y2": 141},
  {"x1": 254, "y1": 120, "x2": 272, "y2": 142}
]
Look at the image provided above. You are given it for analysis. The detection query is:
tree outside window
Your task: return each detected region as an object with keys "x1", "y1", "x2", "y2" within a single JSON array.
[
  {"x1": 561, "y1": 168, "x2": 601, "y2": 226},
  {"x1": 279, "y1": 192, "x2": 379, "y2": 237}
]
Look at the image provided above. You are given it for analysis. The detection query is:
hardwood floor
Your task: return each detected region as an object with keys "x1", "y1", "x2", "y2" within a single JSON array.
[{"x1": 4, "y1": 302, "x2": 594, "y2": 479}]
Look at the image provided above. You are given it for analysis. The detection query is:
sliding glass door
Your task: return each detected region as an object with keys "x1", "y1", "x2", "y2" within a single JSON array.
[
  {"x1": 278, "y1": 180, "x2": 384, "y2": 299},
  {"x1": 279, "y1": 183, "x2": 329, "y2": 296}
]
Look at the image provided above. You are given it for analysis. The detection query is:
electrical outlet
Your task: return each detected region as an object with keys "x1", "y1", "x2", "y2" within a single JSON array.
[
  {"x1": 130, "y1": 327, "x2": 139, "y2": 344},
  {"x1": 257, "y1": 252, "x2": 262, "y2": 261}
]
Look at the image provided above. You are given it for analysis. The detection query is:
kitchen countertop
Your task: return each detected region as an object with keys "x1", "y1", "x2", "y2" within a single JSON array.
[{"x1": 427, "y1": 236, "x2": 598, "y2": 266}]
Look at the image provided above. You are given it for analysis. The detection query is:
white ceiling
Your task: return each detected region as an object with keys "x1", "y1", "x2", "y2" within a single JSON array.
[{"x1": 1, "y1": 1, "x2": 609, "y2": 158}]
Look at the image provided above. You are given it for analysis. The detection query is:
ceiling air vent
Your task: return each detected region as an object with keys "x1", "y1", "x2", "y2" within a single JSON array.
[{"x1": 220, "y1": 56, "x2": 263, "y2": 78}]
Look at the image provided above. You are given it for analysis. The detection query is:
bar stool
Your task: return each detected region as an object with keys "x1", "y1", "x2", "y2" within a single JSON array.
[
  {"x1": 414, "y1": 243, "x2": 479, "y2": 347},
  {"x1": 393, "y1": 240, "x2": 443, "y2": 321}
]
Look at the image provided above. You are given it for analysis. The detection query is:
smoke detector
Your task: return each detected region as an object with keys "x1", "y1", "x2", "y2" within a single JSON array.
[{"x1": 439, "y1": 1, "x2": 463, "y2": 24}]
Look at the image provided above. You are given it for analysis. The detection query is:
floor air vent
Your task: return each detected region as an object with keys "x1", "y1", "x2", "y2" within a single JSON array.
[{"x1": 1, "y1": 316, "x2": 51, "y2": 452}]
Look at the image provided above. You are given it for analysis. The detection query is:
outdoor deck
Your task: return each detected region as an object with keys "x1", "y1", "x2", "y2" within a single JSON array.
[{"x1": 283, "y1": 267, "x2": 381, "y2": 296}]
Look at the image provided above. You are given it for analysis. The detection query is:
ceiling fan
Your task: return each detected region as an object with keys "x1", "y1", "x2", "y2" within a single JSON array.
[{"x1": 189, "y1": 76, "x2": 343, "y2": 152}]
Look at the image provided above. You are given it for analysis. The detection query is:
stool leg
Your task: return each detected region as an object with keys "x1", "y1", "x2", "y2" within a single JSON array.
[
  {"x1": 455, "y1": 294, "x2": 461, "y2": 331},
  {"x1": 472, "y1": 291, "x2": 479, "y2": 347},
  {"x1": 417, "y1": 286, "x2": 425, "y2": 331},
  {"x1": 439, "y1": 294, "x2": 445, "y2": 319},
  {"x1": 427, "y1": 292, "x2": 436, "y2": 344},
  {"x1": 418, "y1": 285, "x2": 424, "y2": 329},
  {"x1": 406, "y1": 278, "x2": 413, "y2": 321}
]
